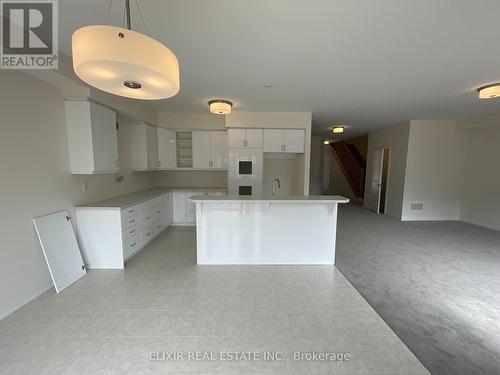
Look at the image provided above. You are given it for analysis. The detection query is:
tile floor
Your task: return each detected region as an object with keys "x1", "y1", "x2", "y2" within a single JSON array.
[{"x1": 0, "y1": 227, "x2": 429, "y2": 374}]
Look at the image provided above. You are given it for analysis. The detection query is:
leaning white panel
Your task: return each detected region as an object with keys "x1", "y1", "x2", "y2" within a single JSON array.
[{"x1": 33, "y1": 210, "x2": 87, "y2": 293}]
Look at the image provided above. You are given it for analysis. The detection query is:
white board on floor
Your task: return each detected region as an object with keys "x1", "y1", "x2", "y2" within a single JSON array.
[{"x1": 33, "y1": 210, "x2": 87, "y2": 293}]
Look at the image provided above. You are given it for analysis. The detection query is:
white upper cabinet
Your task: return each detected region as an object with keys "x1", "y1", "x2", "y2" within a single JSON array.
[
  {"x1": 192, "y1": 131, "x2": 211, "y2": 168},
  {"x1": 263, "y1": 129, "x2": 305, "y2": 153},
  {"x1": 65, "y1": 99, "x2": 118, "y2": 174},
  {"x1": 130, "y1": 123, "x2": 159, "y2": 170},
  {"x1": 192, "y1": 130, "x2": 228, "y2": 169},
  {"x1": 157, "y1": 128, "x2": 176, "y2": 169},
  {"x1": 228, "y1": 128, "x2": 263, "y2": 148},
  {"x1": 210, "y1": 131, "x2": 228, "y2": 168}
]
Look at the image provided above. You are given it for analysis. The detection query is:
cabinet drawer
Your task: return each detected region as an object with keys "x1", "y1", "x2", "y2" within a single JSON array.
[
  {"x1": 122, "y1": 204, "x2": 141, "y2": 219},
  {"x1": 123, "y1": 234, "x2": 141, "y2": 260},
  {"x1": 122, "y1": 223, "x2": 139, "y2": 241},
  {"x1": 141, "y1": 207, "x2": 156, "y2": 228},
  {"x1": 152, "y1": 222, "x2": 165, "y2": 238},
  {"x1": 141, "y1": 227, "x2": 154, "y2": 244},
  {"x1": 122, "y1": 214, "x2": 139, "y2": 228}
]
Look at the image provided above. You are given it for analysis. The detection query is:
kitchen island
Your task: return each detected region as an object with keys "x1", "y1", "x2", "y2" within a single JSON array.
[{"x1": 191, "y1": 195, "x2": 349, "y2": 265}]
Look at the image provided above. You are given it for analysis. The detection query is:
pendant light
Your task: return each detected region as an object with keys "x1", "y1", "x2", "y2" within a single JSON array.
[{"x1": 72, "y1": 0, "x2": 179, "y2": 100}]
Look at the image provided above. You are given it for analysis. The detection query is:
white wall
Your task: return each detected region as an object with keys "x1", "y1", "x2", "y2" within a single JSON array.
[
  {"x1": 225, "y1": 111, "x2": 312, "y2": 195},
  {"x1": 460, "y1": 121, "x2": 500, "y2": 231},
  {"x1": 309, "y1": 136, "x2": 322, "y2": 195},
  {"x1": 364, "y1": 123, "x2": 410, "y2": 219},
  {"x1": 0, "y1": 71, "x2": 155, "y2": 320},
  {"x1": 158, "y1": 111, "x2": 225, "y2": 130},
  {"x1": 402, "y1": 120, "x2": 468, "y2": 221}
]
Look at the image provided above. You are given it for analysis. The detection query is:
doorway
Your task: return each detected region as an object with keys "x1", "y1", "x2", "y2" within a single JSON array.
[{"x1": 369, "y1": 148, "x2": 390, "y2": 214}]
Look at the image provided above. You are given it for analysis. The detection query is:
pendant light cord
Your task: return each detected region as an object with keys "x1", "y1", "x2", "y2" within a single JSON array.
[
  {"x1": 135, "y1": 0, "x2": 150, "y2": 34},
  {"x1": 104, "y1": 0, "x2": 113, "y2": 24}
]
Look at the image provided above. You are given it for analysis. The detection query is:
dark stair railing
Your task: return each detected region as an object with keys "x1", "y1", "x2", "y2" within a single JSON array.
[{"x1": 330, "y1": 141, "x2": 365, "y2": 198}]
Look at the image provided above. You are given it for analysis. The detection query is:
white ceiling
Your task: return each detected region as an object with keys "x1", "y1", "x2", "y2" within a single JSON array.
[{"x1": 59, "y1": 0, "x2": 500, "y2": 137}]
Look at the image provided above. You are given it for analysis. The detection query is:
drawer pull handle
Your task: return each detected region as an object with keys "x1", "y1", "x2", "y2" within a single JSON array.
[
  {"x1": 130, "y1": 229, "x2": 136, "y2": 234},
  {"x1": 130, "y1": 242, "x2": 137, "y2": 247},
  {"x1": 145, "y1": 216, "x2": 151, "y2": 220},
  {"x1": 129, "y1": 219, "x2": 135, "y2": 223},
  {"x1": 128, "y1": 210, "x2": 135, "y2": 214},
  {"x1": 156, "y1": 210, "x2": 161, "y2": 213}
]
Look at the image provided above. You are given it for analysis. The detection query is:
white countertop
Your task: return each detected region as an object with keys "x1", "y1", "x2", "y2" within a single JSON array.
[
  {"x1": 77, "y1": 187, "x2": 228, "y2": 209},
  {"x1": 190, "y1": 195, "x2": 350, "y2": 203}
]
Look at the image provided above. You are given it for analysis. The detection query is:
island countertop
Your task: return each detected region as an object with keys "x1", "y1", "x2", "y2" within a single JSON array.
[{"x1": 190, "y1": 195, "x2": 349, "y2": 204}]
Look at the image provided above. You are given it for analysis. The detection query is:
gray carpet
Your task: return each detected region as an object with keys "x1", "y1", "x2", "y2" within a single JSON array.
[{"x1": 336, "y1": 204, "x2": 500, "y2": 375}]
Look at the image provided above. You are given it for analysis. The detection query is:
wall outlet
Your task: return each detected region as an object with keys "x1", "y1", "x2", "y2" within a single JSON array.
[{"x1": 410, "y1": 202, "x2": 424, "y2": 211}]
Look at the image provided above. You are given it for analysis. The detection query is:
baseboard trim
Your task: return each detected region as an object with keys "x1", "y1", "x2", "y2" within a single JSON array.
[
  {"x1": 0, "y1": 283, "x2": 53, "y2": 321},
  {"x1": 401, "y1": 216, "x2": 460, "y2": 221},
  {"x1": 460, "y1": 218, "x2": 500, "y2": 232}
]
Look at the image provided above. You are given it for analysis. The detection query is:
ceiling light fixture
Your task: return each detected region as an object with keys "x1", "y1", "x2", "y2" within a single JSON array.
[
  {"x1": 332, "y1": 126, "x2": 345, "y2": 133},
  {"x1": 477, "y1": 83, "x2": 500, "y2": 99},
  {"x1": 208, "y1": 99, "x2": 233, "y2": 115},
  {"x1": 323, "y1": 140, "x2": 332, "y2": 145},
  {"x1": 72, "y1": 0, "x2": 180, "y2": 100}
]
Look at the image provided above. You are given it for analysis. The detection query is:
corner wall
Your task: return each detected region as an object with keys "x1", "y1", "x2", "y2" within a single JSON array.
[
  {"x1": 364, "y1": 122, "x2": 410, "y2": 218},
  {"x1": 0, "y1": 71, "x2": 155, "y2": 320},
  {"x1": 460, "y1": 120, "x2": 500, "y2": 231},
  {"x1": 401, "y1": 120, "x2": 468, "y2": 221}
]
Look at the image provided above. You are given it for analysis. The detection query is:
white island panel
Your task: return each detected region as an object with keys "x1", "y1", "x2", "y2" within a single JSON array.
[{"x1": 193, "y1": 196, "x2": 348, "y2": 265}]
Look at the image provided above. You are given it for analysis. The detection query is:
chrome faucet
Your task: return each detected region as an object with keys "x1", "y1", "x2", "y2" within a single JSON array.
[{"x1": 272, "y1": 177, "x2": 281, "y2": 198}]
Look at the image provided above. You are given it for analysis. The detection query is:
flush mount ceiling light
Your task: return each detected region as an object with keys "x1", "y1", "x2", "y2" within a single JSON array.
[
  {"x1": 72, "y1": 0, "x2": 179, "y2": 100},
  {"x1": 332, "y1": 126, "x2": 345, "y2": 133},
  {"x1": 323, "y1": 140, "x2": 332, "y2": 145},
  {"x1": 477, "y1": 83, "x2": 500, "y2": 99},
  {"x1": 208, "y1": 99, "x2": 233, "y2": 115}
]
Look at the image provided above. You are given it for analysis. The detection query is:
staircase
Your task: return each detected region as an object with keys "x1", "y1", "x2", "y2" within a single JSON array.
[{"x1": 330, "y1": 141, "x2": 365, "y2": 198}]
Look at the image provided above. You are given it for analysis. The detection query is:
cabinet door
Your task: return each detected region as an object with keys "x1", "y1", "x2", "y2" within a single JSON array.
[
  {"x1": 227, "y1": 129, "x2": 246, "y2": 148},
  {"x1": 157, "y1": 128, "x2": 176, "y2": 169},
  {"x1": 245, "y1": 129, "x2": 263, "y2": 148},
  {"x1": 90, "y1": 102, "x2": 118, "y2": 172},
  {"x1": 284, "y1": 129, "x2": 305, "y2": 153},
  {"x1": 210, "y1": 131, "x2": 228, "y2": 168},
  {"x1": 185, "y1": 192, "x2": 198, "y2": 224},
  {"x1": 192, "y1": 131, "x2": 211, "y2": 168},
  {"x1": 164, "y1": 192, "x2": 173, "y2": 227},
  {"x1": 172, "y1": 192, "x2": 186, "y2": 223},
  {"x1": 263, "y1": 129, "x2": 283, "y2": 152},
  {"x1": 146, "y1": 125, "x2": 158, "y2": 169}
]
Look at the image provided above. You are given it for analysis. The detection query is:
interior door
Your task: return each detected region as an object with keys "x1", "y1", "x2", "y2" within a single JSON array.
[
  {"x1": 369, "y1": 149, "x2": 384, "y2": 213},
  {"x1": 283, "y1": 129, "x2": 305, "y2": 153},
  {"x1": 192, "y1": 131, "x2": 211, "y2": 168},
  {"x1": 245, "y1": 129, "x2": 263, "y2": 148},
  {"x1": 210, "y1": 131, "x2": 228, "y2": 168},
  {"x1": 263, "y1": 129, "x2": 283, "y2": 152},
  {"x1": 157, "y1": 128, "x2": 176, "y2": 169},
  {"x1": 33, "y1": 210, "x2": 86, "y2": 293}
]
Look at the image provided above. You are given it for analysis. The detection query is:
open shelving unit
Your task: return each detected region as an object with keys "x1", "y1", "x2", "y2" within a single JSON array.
[{"x1": 176, "y1": 131, "x2": 193, "y2": 168}]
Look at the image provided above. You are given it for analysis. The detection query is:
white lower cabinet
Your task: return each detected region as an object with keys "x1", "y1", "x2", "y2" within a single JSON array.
[
  {"x1": 172, "y1": 190, "x2": 227, "y2": 226},
  {"x1": 76, "y1": 192, "x2": 173, "y2": 269}
]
